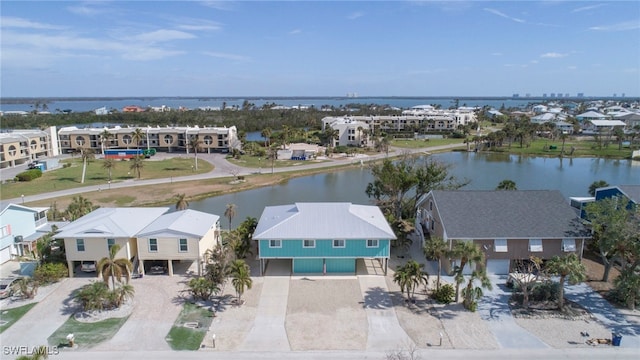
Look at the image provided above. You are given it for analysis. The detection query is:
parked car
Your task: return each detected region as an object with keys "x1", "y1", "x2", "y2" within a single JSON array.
[
  {"x1": 0, "y1": 277, "x2": 21, "y2": 299},
  {"x1": 81, "y1": 261, "x2": 97, "y2": 272}
]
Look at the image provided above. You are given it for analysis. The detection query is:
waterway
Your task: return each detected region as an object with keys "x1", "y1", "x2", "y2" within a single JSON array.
[{"x1": 188, "y1": 152, "x2": 639, "y2": 226}]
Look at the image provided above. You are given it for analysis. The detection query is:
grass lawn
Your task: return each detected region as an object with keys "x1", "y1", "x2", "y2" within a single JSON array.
[
  {"x1": 0, "y1": 157, "x2": 212, "y2": 199},
  {"x1": 165, "y1": 302, "x2": 214, "y2": 350},
  {"x1": 0, "y1": 303, "x2": 37, "y2": 333},
  {"x1": 391, "y1": 138, "x2": 465, "y2": 149},
  {"x1": 492, "y1": 139, "x2": 634, "y2": 158},
  {"x1": 48, "y1": 315, "x2": 129, "y2": 349}
]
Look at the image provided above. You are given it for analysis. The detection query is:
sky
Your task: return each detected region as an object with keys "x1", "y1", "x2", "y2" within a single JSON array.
[{"x1": 1, "y1": 1, "x2": 639, "y2": 98}]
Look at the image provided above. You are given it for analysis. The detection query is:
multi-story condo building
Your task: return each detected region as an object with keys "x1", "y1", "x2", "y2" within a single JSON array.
[
  {"x1": 0, "y1": 128, "x2": 58, "y2": 169},
  {"x1": 57, "y1": 125, "x2": 239, "y2": 154}
]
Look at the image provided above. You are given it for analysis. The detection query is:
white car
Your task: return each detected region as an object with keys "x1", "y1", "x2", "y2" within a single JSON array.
[{"x1": 81, "y1": 261, "x2": 97, "y2": 272}]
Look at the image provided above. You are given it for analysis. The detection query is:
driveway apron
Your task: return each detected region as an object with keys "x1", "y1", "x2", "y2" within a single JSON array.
[
  {"x1": 238, "y1": 275, "x2": 290, "y2": 351},
  {"x1": 358, "y1": 275, "x2": 413, "y2": 350},
  {"x1": 477, "y1": 276, "x2": 549, "y2": 349},
  {"x1": 564, "y1": 283, "x2": 640, "y2": 349},
  {"x1": 1, "y1": 278, "x2": 91, "y2": 349}
]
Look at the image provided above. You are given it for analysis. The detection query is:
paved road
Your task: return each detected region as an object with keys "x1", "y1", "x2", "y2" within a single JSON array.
[{"x1": 0, "y1": 143, "x2": 466, "y2": 209}]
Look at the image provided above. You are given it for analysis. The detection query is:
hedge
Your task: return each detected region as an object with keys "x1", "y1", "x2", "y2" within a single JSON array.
[{"x1": 15, "y1": 169, "x2": 42, "y2": 182}]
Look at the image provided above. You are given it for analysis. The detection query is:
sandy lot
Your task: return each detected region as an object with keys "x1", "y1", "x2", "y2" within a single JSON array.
[{"x1": 286, "y1": 278, "x2": 367, "y2": 350}]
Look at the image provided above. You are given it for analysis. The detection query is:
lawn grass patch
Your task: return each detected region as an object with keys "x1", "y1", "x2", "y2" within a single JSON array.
[
  {"x1": 0, "y1": 157, "x2": 212, "y2": 199},
  {"x1": 0, "y1": 303, "x2": 37, "y2": 333},
  {"x1": 391, "y1": 138, "x2": 465, "y2": 149},
  {"x1": 47, "y1": 315, "x2": 129, "y2": 349},
  {"x1": 165, "y1": 302, "x2": 213, "y2": 350}
]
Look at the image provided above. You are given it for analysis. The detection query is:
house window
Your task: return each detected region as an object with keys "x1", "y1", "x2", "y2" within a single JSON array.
[
  {"x1": 121, "y1": 134, "x2": 132, "y2": 145},
  {"x1": 367, "y1": 239, "x2": 379, "y2": 248},
  {"x1": 494, "y1": 239, "x2": 508, "y2": 252},
  {"x1": 107, "y1": 238, "x2": 115, "y2": 251},
  {"x1": 75, "y1": 136, "x2": 86, "y2": 146},
  {"x1": 429, "y1": 201, "x2": 433, "y2": 210},
  {"x1": 164, "y1": 134, "x2": 174, "y2": 144},
  {"x1": 562, "y1": 239, "x2": 576, "y2": 252},
  {"x1": 269, "y1": 239, "x2": 282, "y2": 248},
  {"x1": 430, "y1": 218, "x2": 435, "y2": 231},
  {"x1": 0, "y1": 225, "x2": 10, "y2": 237},
  {"x1": 528, "y1": 239, "x2": 543, "y2": 252},
  {"x1": 303, "y1": 239, "x2": 315, "y2": 248},
  {"x1": 333, "y1": 239, "x2": 345, "y2": 248},
  {"x1": 179, "y1": 238, "x2": 188, "y2": 252},
  {"x1": 149, "y1": 239, "x2": 158, "y2": 252},
  {"x1": 76, "y1": 239, "x2": 85, "y2": 252}
]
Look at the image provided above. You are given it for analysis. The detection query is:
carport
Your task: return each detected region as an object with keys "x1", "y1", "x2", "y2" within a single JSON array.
[{"x1": 140, "y1": 259, "x2": 196, "y2": 276}]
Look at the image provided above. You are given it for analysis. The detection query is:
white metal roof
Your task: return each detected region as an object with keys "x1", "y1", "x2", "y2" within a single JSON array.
[
  {"x1": 588, "y1": 120, "x2": 627, "y2": 126},
  {"x1": 55, "y1": 207, "x2": 170, "y2": 238},
  {"x1": 137, "y1": 209, "x2": 219, "y2": 238},
  {"x1": 253, "y1": 202, "x2": 396, "y2": 240}
]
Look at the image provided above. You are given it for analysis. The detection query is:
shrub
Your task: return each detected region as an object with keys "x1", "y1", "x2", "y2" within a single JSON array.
[
  {"x1": 33, "y1": 262, "x2": 68, "y2": 284},
  {"x1": 530, "y1": 280, "x2": 560, "y2": 302},
  {"x1": 432, "y1": 284, "x2": 455, "y2": 304},
  {"x1": 15, "y1": 169, "x2": 42, "y2": 182}
]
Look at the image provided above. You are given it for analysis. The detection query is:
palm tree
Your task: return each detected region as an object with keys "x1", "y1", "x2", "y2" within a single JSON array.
[
  {"x1": 451, "y1": 241, "x2": 485, "y2": 302},
  {"x1": 588, "y1": 180, "x2": 609, "y2": 196},
  {"x1": 230, "y1": 259, "x2": 252, "y2": 304},
  {"x1": 461, "y1": 267, "x2": 492, "y2": 312},
  {"x1": 100, "y1": 129, "x2": 113, "y2": 155},
  {"x1": 97, "y1": 244, "x2": 133, "y2": 290},
  {"x1": 129, "y1": 156, "x2": 144, "y2": 179},
  {"x1": 224, "y1": 203, "x2": 237, "y2": 230},
  {"x1": 102, "y1": 158, "x2": 116, "y2": 182},
  {"x1": 16, "y1": 345, "x2": 49, "y2": 360},
  {"x1": 78, "y1": 147, "x2": 94, "y2": 184},
  {"x1": 261, "y1": 127, "x2": 272, "y2": 147},
  {"x1": 393, "y1": 260, "x2": 428, "y2": 303},
  {"x1": 423, "y1": 237, "x2": 449, "y2": 290},
  {"x1": 131, "y1": 128, "x2": 145, "y2": 150},
  {"x1": 113, "y1": 283, "x2": 135, "y2": 307},
  {"x1": 545, "y1": 253, "x2": 586, "y2": 311},
  {"x1": 189, "y1": 135, "x2": 203, "y2": 170},
  {"x1": 175, "y1": 193, "x2": 189, "y2": 210},
  {"x1": 496, "y1": 179, "x2": 517, "y2": 190},
  {"x1": 66, "y1": 196, "x2": 93, "y2": 220}
]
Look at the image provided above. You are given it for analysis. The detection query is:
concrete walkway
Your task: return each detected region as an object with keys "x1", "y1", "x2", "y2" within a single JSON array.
[
  {"x1": 358, "y1": 275, "x2": 413, "y2": 350},
  {"x1": 564, "y1": 283, "x2": 640, "y2": 349},
  {"x1": 238, "y1": 261, "x2": 290, "y2": 351},
  {"x1": 1, "y1": 278, "x2": 91, "y2": 349},
  {"x1": 476, "y1": 277, "x2": 550, "y2": 349}
]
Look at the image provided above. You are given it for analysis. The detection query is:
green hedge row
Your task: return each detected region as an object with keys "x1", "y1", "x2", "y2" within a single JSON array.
[{"x1": 15, "y1": 169, "x2": 43, "y2": 182}]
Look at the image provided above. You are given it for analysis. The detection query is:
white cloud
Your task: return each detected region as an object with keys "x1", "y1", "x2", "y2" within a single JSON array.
[
  {"x1": 491, "y1": 52, "x2": 502, "y2": 56},
  {"x1": 540, "y1": 52, "x2": 568, "y2": 58},
  {"x1": 289, "y1": 29, "x2": 302, "y2": 35},
  {"x1": 567, "y1": 66, "x2": 577, "y2": 70},
  {"x1": 66, "y1": 2, "x2": 112, "y2": 16},
  {"x1": 203, "y1": 51, "x2": 250, "y2": 62},
  {"x1": 483, "y1": 8, "x2": 524, "y2": 23},
  {"x1": 122, "y1": 48, "x2": 185, "y2": 61},
  {"x1": 199, "y1": 1, "x2": 234, "y2": 11},
  {"x1": 530, "y1": 60, "x2": 539, "y2": 64},
  {"x1": 0, "y1": 16, "x2": 66, "y2": 30},
  {"x1": 347, "y1": 12, "x2": 364, "y2": 20},
  {"x1": 129, "y1": 30, "x2": 196, "y2": 43},
  {"x1": 572, "y1": 4, "x2": 606, "y2": 13},
  {"x1": 589, "y1": 20, "x2": 640, "y2": 32},
  {"x1": 175, "y1": 18, "x2": 222, "y2": 32}
]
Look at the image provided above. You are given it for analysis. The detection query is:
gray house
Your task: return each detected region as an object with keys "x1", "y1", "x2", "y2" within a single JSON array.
[{"x1": 416, "y1": 190, "x2": 590, "y2": 275}]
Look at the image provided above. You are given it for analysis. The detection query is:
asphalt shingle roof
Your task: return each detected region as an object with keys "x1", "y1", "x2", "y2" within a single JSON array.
[
  {"x1": 253, "y1": 202, "x2": 396, "y2": 240},
  {"x1": 618, "y1": 185, "x2": 640, "y2": 204},
  {"x1": 430, "y1": 190, "x2": 588, "y2": 239}
]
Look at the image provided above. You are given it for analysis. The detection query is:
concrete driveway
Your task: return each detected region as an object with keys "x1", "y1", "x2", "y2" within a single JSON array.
[
  {"x1": 476, "y1": 275, "x2": 549, "y2": 349},
  {"x1": 92, "y1": 274, "x2": 190, "y2": 351},
  {"x1": 1, "y1": 277, "x2": 92, "y2": 349}
]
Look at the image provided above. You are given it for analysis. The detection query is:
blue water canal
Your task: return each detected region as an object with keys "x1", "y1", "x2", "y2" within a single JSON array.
[{"x1": 188, "y1": 152, "x2": 639, "y2": 226}]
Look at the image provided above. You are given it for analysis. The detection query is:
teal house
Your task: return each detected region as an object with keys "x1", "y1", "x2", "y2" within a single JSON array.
[{"x1": 253, "y1": 202, "x2": 395, "y2": 275}]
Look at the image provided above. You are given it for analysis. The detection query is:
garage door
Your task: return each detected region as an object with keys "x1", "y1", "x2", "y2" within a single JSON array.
[
  {"x1": 486, "y1": 259, "x2": 510, "y2": 275},
  {"x1": 293, "y1": 258, "x2": 323, "y2": 273},
  {"x1": 326, "y1": 258, "x2": 355, "y2": 273},
  {"x1": 0, "y1": 246, "x2": 11, "y2": 264}
]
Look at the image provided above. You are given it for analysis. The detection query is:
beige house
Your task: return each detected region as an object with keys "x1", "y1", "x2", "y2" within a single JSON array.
[
  {"x1": 136, "y1": 209, "x2": 220, "y2": 276},
  {"x1": 56, "y1": 207, "x2": 220, "y2": 277},
  {"x1": 416, "y1": 190, "x2": 590, "y2": 275},
  {"x1": 0, "y1": 128, "x2": 58, "y2": 169}
]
